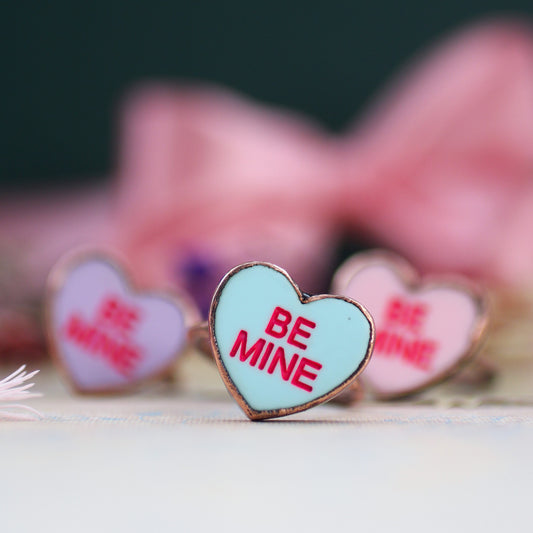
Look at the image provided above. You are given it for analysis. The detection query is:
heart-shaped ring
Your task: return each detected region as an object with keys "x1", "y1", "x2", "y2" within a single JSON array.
[
  {"x1": 332, "y1": 250, "x2": 491, "y2": 399},
  {"x1": 45, "y1": 248, "x2": 199, "y2": 393},
  {"x1": 194, "y1": 261, "x2": 375, "y2": 420}
]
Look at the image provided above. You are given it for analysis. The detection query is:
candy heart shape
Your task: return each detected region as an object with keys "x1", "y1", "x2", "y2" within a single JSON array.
[
  {"x1": 209, "y1": 262, "x2": 374, "y2": 420},
  {"x1": 333, "y1": 251, "x2": 488, "y2": 398},
  {"x1": 46, "y1": 251, "x2": 194, "y2": 393}
]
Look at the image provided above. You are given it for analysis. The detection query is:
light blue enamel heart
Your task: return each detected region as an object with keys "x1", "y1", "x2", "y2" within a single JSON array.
[{"x1": 210, "y1": 262, "x2": 374, "y2": 419}]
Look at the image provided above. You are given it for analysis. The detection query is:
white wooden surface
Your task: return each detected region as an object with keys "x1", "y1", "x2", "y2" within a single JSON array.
[{"x1": 1, "y1": 358, "x2": 532, "y2": 533}]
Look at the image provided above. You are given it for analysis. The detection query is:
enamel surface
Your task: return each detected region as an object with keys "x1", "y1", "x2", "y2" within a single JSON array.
[
  {"x1": 339, "y1": 261, "x2": 482, "y2": 397},
  {"x1": 212, "y1": 263, "x2": 373, "y2": 414},
  {"x1": 49, "y1": 258, "x2": 187, "y2": 391}
]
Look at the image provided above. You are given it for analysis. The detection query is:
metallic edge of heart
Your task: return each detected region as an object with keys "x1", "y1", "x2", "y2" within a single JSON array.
[
  {"x1": 208, "y1": 261, "x2": 375, "y2": 421},
  {"x1": 332, "y1": 249, "x2": 491, "y2": 400},
  {"x1": 44, "y1": 247, "x2": 198, "y2": 394}
]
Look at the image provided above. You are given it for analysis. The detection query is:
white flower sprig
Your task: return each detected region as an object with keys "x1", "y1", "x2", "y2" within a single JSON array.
[{"x1": 0, "y1": 365, "x2": 42, "y2": 420}]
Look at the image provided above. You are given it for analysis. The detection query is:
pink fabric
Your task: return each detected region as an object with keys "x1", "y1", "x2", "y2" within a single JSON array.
[
  {"x1": 340, "y1": 20, "x2": 533, "y2": 282},
  {"x1": 1, "y1": 19, "x2": 532, "y2": 324},
  {"x1": 114, "y1": 86, "x2": 342, "y2": 303},
  {"x1": 114, "y1": 19, "x2": 533, "y2": 300}
]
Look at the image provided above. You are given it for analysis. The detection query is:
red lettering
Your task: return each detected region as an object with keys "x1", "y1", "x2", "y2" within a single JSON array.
[
  {"x1": 386, "y1": 297, "x2": 404, "y2": 324},
  {"x1": 291, "y1": 357, "x2": 322, "y2": 392},
  {"x1": 403, "y1": 340, "x2": 436, "y2": 371},
  {"x1": 384, "y1": 296, "x2": 428, "y2": 334},
  {"x1": 386, "y1": 333, "x2": 404, "y2": 355},
  {"x1": 112, "y1": 345, "x2": 140, "y2": 375},
  {"x1": 230, "y1": 330, "x2": 266, "y2": 366},
  {"x1": 265, "y1": 307, "x2": 292, "y2": 339},
  {"x1": 374, "y1": 329, "x2": 436, "y2": 371},
  {"x1": 109, "y1": 342, "x2": 124, "y2": 371},
  {"x1": 65, "y1": 314, "x2": 83, "y2": 340},
  {"x1": 402, "y1": 339, "x2": 419, "y2": 366},
  {"x1": 100, "y1": 297, "x2": 118, "y2": 322},
  {"x1": 81, "y1": 325, "x2": 98, "y2": 346},
  {"x1": 267, "y1": 346, "x2": 299, "y2": 381},
  {"x1": 62, "y1": 313, "x2": 142, "y2": 376},
  {"x1": 374, "y1": 331, "x2": 388, "y2": 352},
  {"x1": 258, "y1": 342, "x2": 275, "y2": 370},
  {"x1": 97, "y1": 296, "x2": 140, "y2": 333},
  {"x1": 287, "y1": 316, "x2": 316, "y2": 350},
  {"x1": 410, "y1": 304, "x2": 427, "y2": 334},
  {"x1": 226, "y1": 309, "x2": 325, "y2": 391}
]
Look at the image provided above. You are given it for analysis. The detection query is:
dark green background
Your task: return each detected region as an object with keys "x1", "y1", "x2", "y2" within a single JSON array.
[{"x1": 3, "y1": 1, "x2": 532, "y2": 188}]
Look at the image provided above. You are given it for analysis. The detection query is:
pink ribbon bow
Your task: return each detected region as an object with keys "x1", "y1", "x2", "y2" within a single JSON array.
[
  {"x1": 113, "y1": 19, "x2": 533, "y2": 312},
  {"x1": 1, "y1": 19, "x2": 533, "y2": 318}
]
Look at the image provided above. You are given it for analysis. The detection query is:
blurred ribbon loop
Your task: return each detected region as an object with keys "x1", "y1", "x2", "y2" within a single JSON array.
[
  {"x1": 115, "y1": 20, "x2": 533, "y2": 300},
  {"x1": 1, "y1": 20, "x2": 533, "y2": 332}
]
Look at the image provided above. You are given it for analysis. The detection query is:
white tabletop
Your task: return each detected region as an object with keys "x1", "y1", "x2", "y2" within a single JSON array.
[{"x1": 1, "y1": 355, "x2": 532, "y2": 533}]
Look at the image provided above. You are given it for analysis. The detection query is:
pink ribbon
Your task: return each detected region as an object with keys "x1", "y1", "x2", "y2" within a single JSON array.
[
  {"x1": 1, "y1": 19, "x2": 532, "y2": 316},
  {"x1": 113, "y1": 19, "x2": 533, "y2": 302}
]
